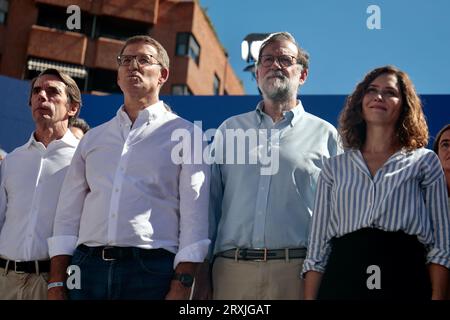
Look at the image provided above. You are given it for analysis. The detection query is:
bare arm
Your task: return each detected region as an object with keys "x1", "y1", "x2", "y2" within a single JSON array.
[
  {"x1": 428, "y1": 263, "x2": 449, "y2": 300},
  {"x1": 304, "y1": 271, "x2": 323, "y2": 300},
  {"x1": 47, "y1": 255, "x2": 71, "y2": 300}
]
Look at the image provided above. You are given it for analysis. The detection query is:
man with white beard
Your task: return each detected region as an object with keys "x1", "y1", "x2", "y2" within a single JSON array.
[{"x1": 197, "y1": 32, "x2": 342, "y2": 300}]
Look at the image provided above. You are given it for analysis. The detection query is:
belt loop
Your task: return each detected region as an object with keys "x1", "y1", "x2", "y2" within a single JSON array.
[
  {"x1": 3, "y1": 260, "x2": 9, "y2": 275},
  {"x1": 263, "y1": 248, "x2": 267, "y2": 262},
  {"x1": 285, "y1": 248, "x2": 289, "y2": 262},
  {"x1": 234, "y1": 248, "x2": 239, "y2": 262},
  {"x1": 35, "y1": 261, "x2": 40, "y2": 275}
]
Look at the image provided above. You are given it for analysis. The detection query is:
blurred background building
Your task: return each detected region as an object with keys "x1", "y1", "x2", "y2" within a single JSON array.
[{"x1": 0, "y1": 0, "x2": 244, "y2": 95}]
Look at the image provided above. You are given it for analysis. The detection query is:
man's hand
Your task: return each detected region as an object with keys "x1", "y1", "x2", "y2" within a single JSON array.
[
  {"x1": 165, "y1": 280, "x2": 192, "y2": 300},
  {"x1": 48, "y1": 286, "x2": 67, "y2": 300},
  {"x1": 192, "y1": 260, "x2": 212, "y2": 300}
]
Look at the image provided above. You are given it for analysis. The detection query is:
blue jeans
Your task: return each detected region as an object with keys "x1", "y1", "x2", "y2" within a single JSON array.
[{"x1": 68, "y1": 245, "x2": 175, "y2": 300}]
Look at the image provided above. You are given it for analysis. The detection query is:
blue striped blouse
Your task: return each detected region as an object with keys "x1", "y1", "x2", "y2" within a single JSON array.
[{"x1": 302, "y1": 148, "x2": 450, "y2": 276}]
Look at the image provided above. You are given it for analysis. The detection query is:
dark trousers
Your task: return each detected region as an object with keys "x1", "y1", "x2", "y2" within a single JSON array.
[
  {"x1": 68, "y1": 245, "x2": 175, "y2": 300},
  {"x1": 318, "y1": 228, "x2": 431, "y2": 300}
]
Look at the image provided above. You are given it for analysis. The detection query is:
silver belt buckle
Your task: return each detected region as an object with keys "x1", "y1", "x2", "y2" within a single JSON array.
[
  {"x1": 14, "y1": 261, "x2": 25, "y2": 274},
  {"x1": 254, "y1": 248, "x2": 268, "y2": 262},
  {"x1": 102, "y1": 247, "x2": 116, "y2": 261}
]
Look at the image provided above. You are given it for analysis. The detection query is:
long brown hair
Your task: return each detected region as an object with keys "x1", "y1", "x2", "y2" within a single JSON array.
[{"x1": 338, "y1": 65, "x2": 428, "y2": 151}]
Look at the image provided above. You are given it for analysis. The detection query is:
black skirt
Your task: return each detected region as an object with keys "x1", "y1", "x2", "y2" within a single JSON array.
[{"x1": 317, "y1": 228, "x2": 431, "y2": 300}]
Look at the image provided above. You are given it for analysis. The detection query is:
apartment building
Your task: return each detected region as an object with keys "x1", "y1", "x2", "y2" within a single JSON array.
[{"x1": 0, "y1": 0, "x2": 244, "y2": 95}]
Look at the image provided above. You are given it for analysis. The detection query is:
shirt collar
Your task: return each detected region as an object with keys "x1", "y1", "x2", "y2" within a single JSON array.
[
  {"x1": 117, "y1": 101, "x2": 167, "y2": 126},
  {"x1": 255, "y1": 99, "x2": 305, "y2": 126},
  {"x1": 26, "y1": 128, "x2": 79, "y2": 149}
]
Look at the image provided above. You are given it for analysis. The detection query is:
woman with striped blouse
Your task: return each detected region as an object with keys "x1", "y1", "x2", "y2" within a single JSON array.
[{"x1": 302, "y1": 65, "x2": 450, "y2": 300}]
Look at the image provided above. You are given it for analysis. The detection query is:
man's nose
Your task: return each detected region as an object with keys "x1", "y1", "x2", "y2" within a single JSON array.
[
  {"x1": 128, "y1": 57, "x2": 139, "y2": 69},
  {"x1": 270, "y1": 58, "x2": 283, "y2": 69},
  {"x1": 37, "y1": 89, "x2": 47, "y2": 101}
]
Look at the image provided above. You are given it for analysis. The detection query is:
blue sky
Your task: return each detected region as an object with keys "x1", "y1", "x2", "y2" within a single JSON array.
[{"x1": 199, "y1": 0, "x2": 450, "y2": 95}]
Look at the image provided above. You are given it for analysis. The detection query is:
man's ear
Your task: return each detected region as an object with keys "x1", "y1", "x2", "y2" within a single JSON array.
[
  {"x1": 159, "y1": 68, "x2": 169, "y2": 85},
  {"x1": 255, "y1": 67, "x2": 260, "y2": 85},
  {"x1": 299, "y1": 68, "x2": 308, "y2": 86},
  {"x1": 67, "y1": 102, "x2": 79, "y2": 118}
]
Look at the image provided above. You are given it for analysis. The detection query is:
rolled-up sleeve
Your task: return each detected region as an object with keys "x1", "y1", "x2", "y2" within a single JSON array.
[
  {"x1": 302, "y1": 160, "x2": 334, "y2": 277},
  {"x1": 48, "y1": 141, "x2": 89, "y2": 258},
  {"x1": 174, "y1": 125, "x2": 211, "y2": 268}
]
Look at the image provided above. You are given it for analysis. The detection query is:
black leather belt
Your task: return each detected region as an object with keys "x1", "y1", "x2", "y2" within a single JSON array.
[
  {"x1": 218, "y1": 248, "x2": 307, "y2": 261},
  {"x1": 78, "y1": 244, "x2": 173, "y2": 261},
  {"x1": 0, "y1": 257, "x2": 50, "y2": 273}
]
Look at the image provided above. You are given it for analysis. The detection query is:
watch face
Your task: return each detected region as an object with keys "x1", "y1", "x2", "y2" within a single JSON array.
[{"x1": 176, "y1": 273, "x2": 194, "y2": 287}]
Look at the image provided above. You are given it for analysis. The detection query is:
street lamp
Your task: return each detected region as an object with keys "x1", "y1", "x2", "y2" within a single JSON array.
[{"x1": 241, "y1": 33, "x2": 270, "y2": 75}]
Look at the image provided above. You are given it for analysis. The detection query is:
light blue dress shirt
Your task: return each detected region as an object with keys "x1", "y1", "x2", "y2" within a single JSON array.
[{"x1": 209, "y1": 100, "x2": 342, "y2": 257}]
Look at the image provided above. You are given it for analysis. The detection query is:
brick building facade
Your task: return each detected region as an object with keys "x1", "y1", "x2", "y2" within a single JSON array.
[{"x1": 0, "y1": 0, "x2": 244, "y2": 95}]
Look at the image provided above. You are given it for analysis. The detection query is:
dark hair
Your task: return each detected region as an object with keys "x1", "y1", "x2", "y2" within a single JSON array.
[
  {"x1": 433, "y1": 124, "x2": 450, "y2": 153},
  {"x1": 339, "y1": 65, "x2": 428, "y2": 151},
  {"x1": 257, "y1": 32, "x2": 309, "y2": 69},
  {"x1": 118, "y1": 35, "x2": 170, "y2": 70},
  {"x1": 69, "y1": 117, "x2": 90, "y2": 134},
  {"x1": 29, "y1": 68, "x2": 82, "y2": 120}
]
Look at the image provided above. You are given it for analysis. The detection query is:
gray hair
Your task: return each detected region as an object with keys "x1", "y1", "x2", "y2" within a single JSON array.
[{"x1": 257, "y1": 32, "x2": 309, "y2": 69}]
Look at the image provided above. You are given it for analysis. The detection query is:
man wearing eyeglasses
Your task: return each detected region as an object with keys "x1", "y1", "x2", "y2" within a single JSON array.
[
  {"x1": 48, "y1": 36, "x2": 210, "y2": 300},
  {"x1": 200, "y1": 32, "x2": 342, "y2": 300}
]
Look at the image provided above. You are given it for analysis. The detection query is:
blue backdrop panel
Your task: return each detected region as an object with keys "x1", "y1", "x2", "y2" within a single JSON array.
[{"x1": 0, "y1": 75, "x2": 448, "y2": 152}]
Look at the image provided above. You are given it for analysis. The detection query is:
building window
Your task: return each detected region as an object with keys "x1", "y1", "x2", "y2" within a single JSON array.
[
  {"x1": 87, "y1": 68, "x2": 121, "y2": 93},
  {"x1": 37, "y1": 4, "x2": 94, "y2": 35},
  {"x1": 37, "y1": 4, "x2": 149, "y2": 40},
  {"x1": 26, "y1": 57, "x2": 87, "y2": 92},
  {"x1": 171, "y1": 84, "x2": 192, "y2": 96},
  {"x1": 36, "y1": 4, "x2": 93, "y2": 35},
  {"x1": 94, "y1": 15, "x2": 149, "y2": 41},
  {"x1": 213, "y1": 73, "x2": 221, "y2": 95},
  {"x1": 176, "y1": 33, "x2": 200, "y2": 65},
  {"x1": 0, "y1": 0, "x2": 8, "y2": 24}
]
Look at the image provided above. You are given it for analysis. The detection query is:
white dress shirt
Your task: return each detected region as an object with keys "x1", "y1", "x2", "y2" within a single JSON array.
[
  {"x1": 0, "y1": 130, "x2": 79, "y2": 261},
  {"x1": 48, "y1": 101, "x2": 210, "y2": 268}
]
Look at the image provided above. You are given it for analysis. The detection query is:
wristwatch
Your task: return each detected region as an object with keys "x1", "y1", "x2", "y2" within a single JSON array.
[{"x1": 173, "y1": 273, "x2": 194, "y2": 288}]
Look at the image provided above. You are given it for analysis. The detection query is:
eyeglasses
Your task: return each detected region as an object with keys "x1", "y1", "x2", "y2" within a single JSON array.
[
  {"x1": 259, "y1": 55, "x2": 298, "y2": 68},
  {"x1": 117, "y1": 54, "x2": 161, "y2": 67},
  {"x1": 364, "y1": 87, "x2": 401, "y2": 99}
]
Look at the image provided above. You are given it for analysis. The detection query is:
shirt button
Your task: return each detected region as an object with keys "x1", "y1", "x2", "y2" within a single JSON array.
[{"x1": 115, "y1": 188, "x2": 119, "y2": 192}]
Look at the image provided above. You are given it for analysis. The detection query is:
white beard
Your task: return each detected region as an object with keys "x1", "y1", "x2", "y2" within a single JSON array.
[{"x1": 261, "y1": 75, "x2": 296, "y2": 102}]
